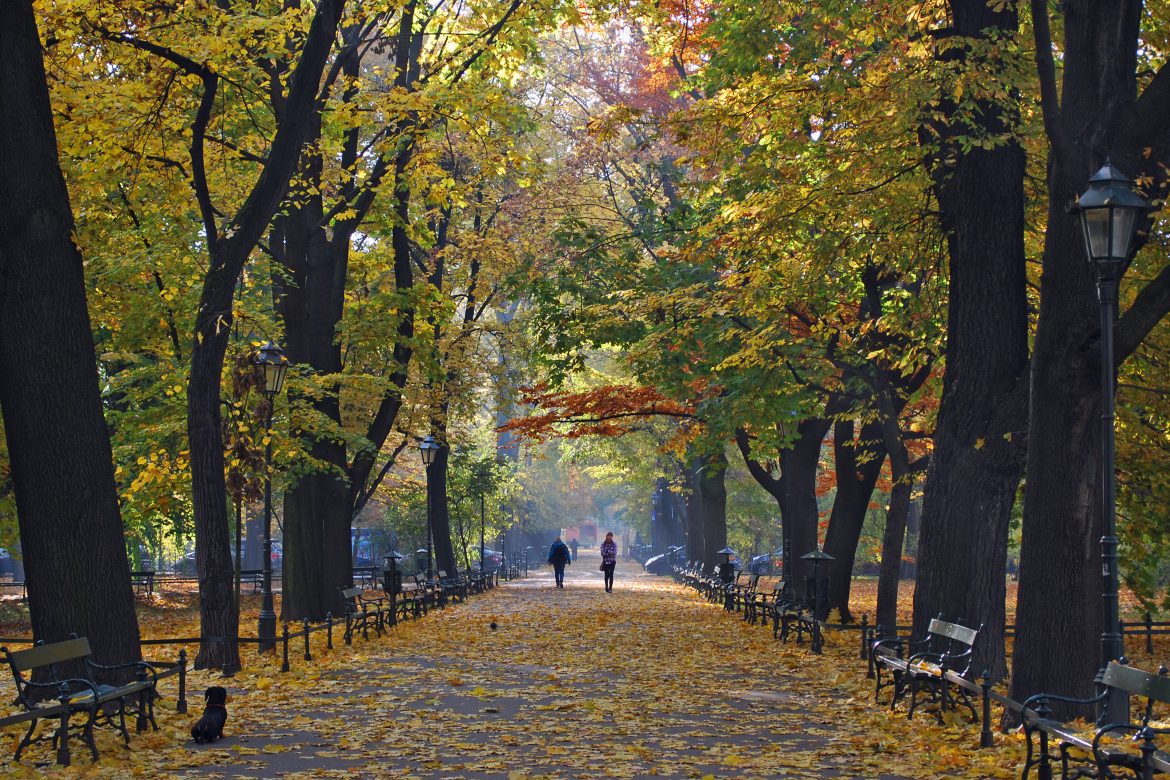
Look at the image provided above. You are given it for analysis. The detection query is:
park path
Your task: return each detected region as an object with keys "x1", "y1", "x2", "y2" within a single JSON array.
[{"x1": 33, "y1": 553, "x2": 1023, "y2": 779}]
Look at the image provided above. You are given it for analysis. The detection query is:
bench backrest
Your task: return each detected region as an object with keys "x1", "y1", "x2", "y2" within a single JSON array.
[
  {"x1": 921, "y1": 618, "x2": 980, "y2": 676},
  {"x1": 1102, "y1": 662, "x2": 1170, "y2": 702},
  {"x1": 927, "y1": 618, "x2": 978, "y2": 647},
  {"x1": 6, "y1": 637, "x2": 91, "y2": 673}
]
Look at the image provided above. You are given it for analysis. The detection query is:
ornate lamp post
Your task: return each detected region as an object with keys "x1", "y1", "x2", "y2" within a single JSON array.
[
  {"x1": 1072, "y1": 161, "x2": 1153, "y2": 724},
  {"x1": 254, "y1": 341, "x2": 288, "y2": 653},
  {"x1": 801, "y1": 548, "x2": 834, "y2": 653},
  {"x1": 419, "y1": 434, "x2": 440, "y2": 583}
]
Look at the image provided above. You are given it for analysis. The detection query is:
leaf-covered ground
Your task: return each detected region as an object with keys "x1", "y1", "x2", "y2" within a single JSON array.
[{"x1": 1, "y1": 555, "x2": 1062, "y2": 778}]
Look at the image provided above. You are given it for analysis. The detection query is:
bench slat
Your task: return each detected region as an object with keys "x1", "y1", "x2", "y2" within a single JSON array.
[
  {"x1": 7, "y1": 637, "x2": 92, "y2": 672},
  {"x1": 1101, "y1": 662, "x2": 1170, "y2": 701},
  {"x1": 926, "y1": 618, "x2": 978, "y2": 646}
]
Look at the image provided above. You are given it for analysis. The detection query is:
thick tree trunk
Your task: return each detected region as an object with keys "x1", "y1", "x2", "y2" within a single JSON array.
[
  {"x1": 684, "y1": 465, "x2": 705, "y2": 565},
  {"x1": 784, "y1": 420, "x2": 830, "y2": 598},
  {"x1": 910, "y1": 0, "x2": 1029, "y2": 681},
  {"x1": 1012, "y1": 0, "x2": 1161, "y2": 716},
  {"x1": 876, "y1": 473, "x2": 913, "y2": 636},
  {"x1": 273, "y1": 176, "x2": 353, "y2": 621},
  {"x1": 429, "y1": 444, "x2": 458, "y2": 576},
  {"x1": 0, "y1": 0, "x2": 141, "y2": 668},
  {"x1": 183, "y1": 0, "x2": 346, "y2": 668},
  {"x1": 694, "y1": 451, "x2": 727, "y2": 572},
  {"x1": 735, "y1": 418, "x2": 829, "y2": 598},
  {"x1": 823, "y1": 420, "x2": 886, "y2": 621}
]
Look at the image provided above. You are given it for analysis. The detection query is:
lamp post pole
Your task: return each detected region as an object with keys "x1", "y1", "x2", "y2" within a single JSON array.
[
  {"x1": 420, "y1": 435, "x2": 439, "y2": 584},
  {"x1": 254, "y1": 341, "x2": 288, "y2": 654},
  {"x1": 1072, "y1": 161, "x2": 1153, "y2": 725},
  {"x1": 480, "y1": 489, "x2": 486, "y2": 584}
]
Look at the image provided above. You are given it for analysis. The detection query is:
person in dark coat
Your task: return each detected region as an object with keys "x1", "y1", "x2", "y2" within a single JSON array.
[
  {"x1": 569, "y1": 538, "x2": 579, "y2": 562},
  {"x1": 547, "y1": 537, "x2": 571, "y2": 588}
]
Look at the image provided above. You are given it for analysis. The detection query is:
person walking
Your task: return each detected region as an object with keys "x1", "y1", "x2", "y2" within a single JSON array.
[
  {"x1": 600, "y1": 532, "x2": 618, "y2": 592},
  {"x1": 547, "y1": 536, "x2": 571, "y2": 588},
  {"x1": 569, "y1": 538, "x2": 579, "y2": 562}
]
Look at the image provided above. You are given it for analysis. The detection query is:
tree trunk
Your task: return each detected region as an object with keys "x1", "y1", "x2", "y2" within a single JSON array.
[
  {"x1": 823, "y1": 419, "x2": 886, "y2": 621},
  {"x1": 735, "y1": 418, "x2": 829, "y2": 599},
  {"x1": 694, "y1": 451, "x2": 727, "y2": 572},
  {"x1": 0, "y1": 0, "x2": 141, "y2": 668},
  {"x1": 876, "y1": 473, "x2": 914, "y2": 636},
  {"x1": 684, "y1": 465, "x2": 705, "y2": 565},
  {"x1": 909, "y1": 0, "x2": 1029, "y2": 681},
  {"x1": 429, "y1": 444, "x2": 458, "y2": 575},
  {"x1": 784, "y1": 419, "x2": 830, "y2": 598},
  {"x1": 183, "y1": 0, "x2": 346, "y2": 669},
  {"x1": 272, "y1": 170, "x2": 354, "y2": 621},
  {"x1": 1011, "y1": 0, "x2": 1170, "y2": 716}
]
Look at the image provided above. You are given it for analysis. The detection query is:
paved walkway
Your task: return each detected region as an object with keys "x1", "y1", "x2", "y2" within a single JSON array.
[{"x1": 121, "y1": 552, "x2": 999, "y2": 779}]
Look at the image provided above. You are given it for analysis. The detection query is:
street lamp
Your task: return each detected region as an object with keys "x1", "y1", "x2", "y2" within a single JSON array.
[
  {"x1": 420, "y1": 434, "x2": 440, "y2": 583},
  {"x1": 801, "y1": 548, "x2": 834, "y2": 654},
  {"x1": 1072, "y1": 161, "x2": 1154, "y2": 724},
  {"x1": 254, "y1": 341, "x2": 288, "y2": 653}
]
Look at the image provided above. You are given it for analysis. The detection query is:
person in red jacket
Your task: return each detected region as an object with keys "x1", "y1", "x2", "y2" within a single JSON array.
[{"x1": 600, "y1": 532, "x2": 618, "y2": 592}]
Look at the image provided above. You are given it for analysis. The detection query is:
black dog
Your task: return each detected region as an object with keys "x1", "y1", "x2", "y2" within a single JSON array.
[{"x1": 191, "y1": 686, "x2": 228, "y2": 743}]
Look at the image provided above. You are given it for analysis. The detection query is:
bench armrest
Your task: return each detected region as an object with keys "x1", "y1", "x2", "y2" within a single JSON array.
[
  {"x1": 1021, "y1": 689, "x2": 1108, "y2": 724},
  {"x1": 20, "y1": 677, "x2": 101, "y2": 708}
]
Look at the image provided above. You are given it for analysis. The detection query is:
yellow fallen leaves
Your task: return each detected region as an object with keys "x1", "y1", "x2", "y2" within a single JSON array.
[{"x1": 0, "y1": 559, "x2": 1037, "y2": 778}]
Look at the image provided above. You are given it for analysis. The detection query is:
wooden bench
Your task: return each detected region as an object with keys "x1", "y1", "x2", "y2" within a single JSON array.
[
  {"x1": 437, "y1": 570, "x2": 468, "y2": 604},
  {"x1": 130, "y1": 570, "x2": 155, "y2": 597},
  {"x1": 338, "y1": 587, "x2": 388, "y2": 643},
  {"x1": 745, "y1": 580, "x2": 792, "y2": 627},
  {"x1": 870, "y1": 617, "x2": 980, "y2": 722},
  {"x1": 240, "y1": 569, "x2": 263, "y2": 593},
  {"x1": 411, "y1": 572, "x2": 441, "y2": 611},
  {"x1": 775, "y1": 576, "x2": 830, "y2": 649},
  {"x1": 728, "y1": 573, "x2": 761, "y2": 614},
  {"x1": 352, "y1": 566, "x2": 381, "y2": 588},
  {"x1": 1, "y1": 637, "x2": 158, "y2": 765},
  {"x1": 1021, "y1": 661, "x2": 1170, "y2": 779}
]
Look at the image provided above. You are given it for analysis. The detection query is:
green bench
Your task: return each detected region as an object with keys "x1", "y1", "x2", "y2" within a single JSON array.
[{"x1": 1, "y1": 637, "x2": 158, "y2": 765}]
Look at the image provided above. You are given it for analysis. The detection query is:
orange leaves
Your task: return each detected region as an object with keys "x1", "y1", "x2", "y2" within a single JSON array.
[{"x1": 499, "y1": 384, "x2": 694, "y2": 442}]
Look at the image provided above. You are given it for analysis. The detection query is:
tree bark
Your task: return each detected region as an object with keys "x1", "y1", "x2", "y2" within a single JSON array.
[
  {"x1": 1012, "y1": 0, "x2": 1170, "y2": 715},
  {"x1": 692, "y1": 451, "x2": 727, "y2": 572},
  {"x1": 736, "y1": 418, "x2": 830, "y2": 599},
  {"x1": 428, "y1": 444, "x2": 458, "y2": 576},
  {"x1": 823, "y1": 419, "x2": 886, "y2": 621},
  {"x1": 184, "y1": 0, "x2": 346, "y2": 669},
  {"x1": 0, "y1": 0, "x2": 142, "y2": 669},
  {"x1": 909, "y1": 0, "x2": 1030, "y2": 681}
]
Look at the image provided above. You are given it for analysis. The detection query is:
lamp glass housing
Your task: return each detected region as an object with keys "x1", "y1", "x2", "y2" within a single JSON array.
[
  {"x1": 420, "y1": 434, "x2": 440, "y2": 466},
  {"x1": 254, "y1": 341, "x2": 289, "y2": 396}
]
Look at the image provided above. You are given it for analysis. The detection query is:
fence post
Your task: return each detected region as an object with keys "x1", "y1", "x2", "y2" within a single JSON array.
[
  {"x1": 345, "y1": 613, "x2": 353, "y2": 646},
  {"x1": 980, "y1": 668, "x2": 994, "y2": 748},
  {"x1": 177, "y1": 648, "x2": 188, "y2": 713},
  {"x1": 303, "y1": 618, "x2": 312, "y2": 662},
  {"x1": 326, "y1": 612, "x2": 333, "y2": 650},
  {"x1": 1146, "y1": 612, "x2": 1154, "y2": 655},
  {"x1": 859, "y1": 615, "x2": 869, "y2": 660},
  {"x1": 281, "y1": 624, "x2": 290, "y2": 673},
  {"x1": 867, "y1": 626, "x2": 879, "y2": 680}
]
